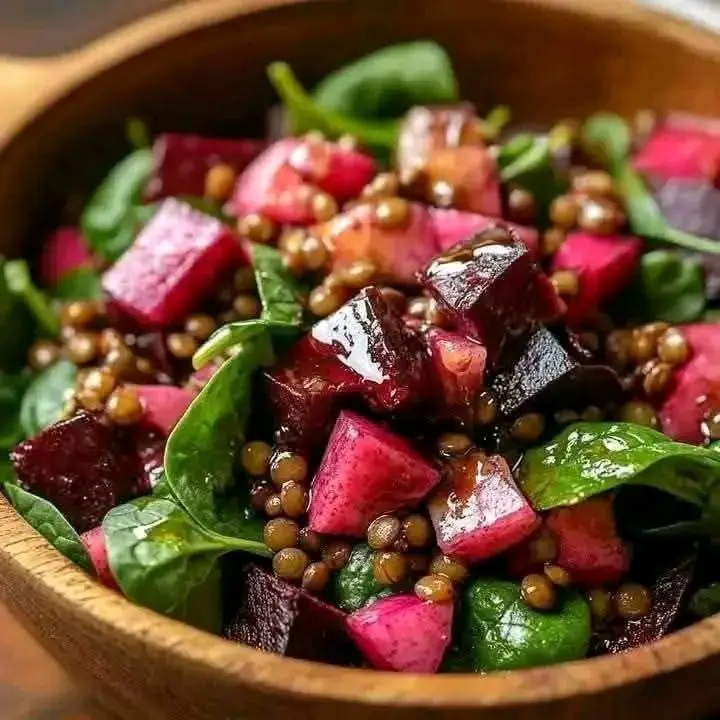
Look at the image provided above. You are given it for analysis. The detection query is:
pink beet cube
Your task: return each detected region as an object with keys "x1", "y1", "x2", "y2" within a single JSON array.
[
  {"x1": 308, "y1": 411, "x2": 440, "y2": 536},
  {"x1": 134, "y1": 385, "x2": 194, "y2": 436},
  {"x1": 552, "y1": 231, "x2": 641, "y2": 327},
  {"x1": 81, "y1": 526, "x2": 120, "y2": 591},
  {"x1": 39, "y1": 227, "x2": 93, "y2": 286},
  {"x1": 347, "y1": 593, "x2": 453, "y2": 673},
  {"x1": 102, "y1": 198, "x2": 247, "y2": 328},
  {"x1": 428, "y1": 454, "x2": 539, "y2": 563},
  {"x1": 145, "y1": 133, "x2": 266, "y2": 201}
]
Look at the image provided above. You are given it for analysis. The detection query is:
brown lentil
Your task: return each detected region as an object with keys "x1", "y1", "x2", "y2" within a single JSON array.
[
  {"x1": 106, "y1": 386, "x2": 144, "y2": 425},
  {"x1": 643, "y1": 322, "x2": 671, "y2": 343},
  {"x1": 233, "y1": 266, "x2": 257, "y2": 293},
  {"x1": 521, "y1": 573, "x2": 556, "y2": 611},
  {"x1": 577, "y1": 197, "x2": 623, "y2": 235},
  {"x1": 475, "y1": 390, "x2": 498, "y2": 426},
  {"x1": 426, "y1": 298, "x2": 452, "y2": 327},
  {"x1": 298, "y1": 527, "x2": 323, "y2": 555},
  {"x1": 587, "y1": 588, "x2": 613, "y2": 624},
  {"x1": 204, "y1": 163, "x2": 237, "y2": 202},
  {"x1": 270, "y1": 451, "x2": 308, "y2": 487},
  {"x1": 249, "y1": 481, "x2": 274, "y2": 513},
  {"x1": 273, "y1": 548, "x2": 310, "y2": 582},
  {"x1": 264, "y1": 518, "x2": 300, "y2": 552},
  {"x1": 429, "y1": 554, "x2": 469, "y2": 584},
  {"x1": 614, "y1": 583, "x2": 652, "y2": 618},
  {"x1": 264, "y1": 494, "x2": 284, "y2": 517},
  {"x1": 618, "y1": 400, "x2": 659, "y2": 428},
  {"x1": 76, "y1": 389, "x2": 105, "y2": 412},
  {"x1": 185, "y1": 314, "x2": 217, "y2": 342},
  {"x1": 605, "y1": 329, "x2": 633, "y2": 372},
  {"x1": 65, "y1": 332, "x2": 99, "y2": 365},
  {"x1": 322, "y1": 540, "x2": 353, "y2": 570},
  {"x1": 280, "y1": 481, "x2": 309, "y2": 518},
  {"x1": 437, "y1": 432, "x2": 473, "y2": 457},
  {"x1": 311, "y1": 192, "x2": 339, "y2": 222},
  {"x1": 233, "y1": 294, "x2": 261, "y2": 320},
  {"x1": 554, "y1": 409, "x2": 581, "y2": 425},
  {"x1": 340, "y1": 261, "x2": 377, "y2": 289},
  {"x1": 98, "y1": 328, "x2": 124, "y2": 355},
  {"x1": 549, "y1": 194, "x2": 578, "y2": 230},
  {"x1": 657, "y1": 329, "x2": 690, "y2": 366},
  {"x1": 630, "y1": 329, "x2": 657, "y2": 364},
  {"x1": 166, "y1": 332, "x2": 198, "y2": 360},
  {"x1": 550, "y1": 269, "x2": 580, "y2": 297},
  {"x1": 241, "y1": 441, "x2": 272, "y2": 477},
  {"x1": 364, "y1": 172, "x2": 399, "y2": 199},
  {"x1": 507, "y1": 187, "x2": 537, "y2": 225},
  {"x1": 374, "y1": 197, "x2": 410, "y2": 228},
  {"x1": 27, "y1": 340, "x2": 60, "y2": 371},
  {"x1": 580, "y1": 405, "x2": 604, "y2": 422},
  {"x1": 302, "y1": 561, "x2": 331, "y2": 594},
  {"x1": 373, "y1": 551, "x2": 408, "y2": 586},
  {"x1": 642, "y1": 360, "x2": 673, "y2": 395},
  {"x1": 83, "y1": 367, "x2": 117, "y2": 402},
  {"x1": 510, "y1": 413, "x2": 546, "y2": 443},
  {"x1": 544, "y1": 563, "x2": 572, "y2": 587},
  {"x1": 104, "y1": 344, "x2": 136, "y2": 377},
  {"x1": 415, "y1": 574, "x2": 455, "y2": 603},
  {"x1": 61, "y1": 300, "x2": 99, "y2": 328},
  {"x1": 407, "y1": 296, "x2": 430, "y2": 319},
  {"x1": 572, "y1": 170, "x2": 615, "y2": 198},
  {"x1": 308, "y1": 284, "x2": 346, "y2": 317},
  {"x1": 238, "y1": 213, "x2": 275, "y2": 244},
  {"x1": 527, "y1": 527, "x2": 559, "y2": 564},
  {"x1": 301, "y1": 235, "x2": 329, "y2": 271},
  {"x1": 542, "y1": 227, "x2": 566, "y2": 256},
  {"x1": 367, "y1": 515, "x2": 402, "y2": 550},
  {"x1": 402, "y1": 514, "x2": 432, "y2": 548}
]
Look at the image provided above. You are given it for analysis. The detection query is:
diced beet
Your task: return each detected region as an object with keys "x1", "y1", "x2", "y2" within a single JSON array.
[
  {"x1": 144, "y1": 133, "x2": 267, "y2": 202},
  {"x1": 224, "y1": 564, "x2": 356, "y2": 664},
  {"x1": 426, "y1": 328, "x2": 487, "y2": 428},
  {"x1": 552, "y1": 232, "x2": 641, "y2": 326},
  {"x1": 429, "y1": 207, "x2": 539, "y2": 258},
  {"x1": 39, "y1": 227, "x2": 93, "y2": 286},
  {"x1": 647, "y1": 176, "x2": 720, "y2": 241},
  {"x1": 102, "y1": 198, "x2": 248, "y2": 328},
  {"x1": 81, "y1": 526, "x2": 120, "y2": 591},
  {"x1": 131, "y1": 425, "x2": 165, "y2": 493},
  {"x1": 660, "y1": 324, "x2": 720, "y2": 444},
  {"x1": 10, "y1": 412, "x2": 141, "y2": 533},
  {"x1": 346, "y1": 593, "x2": 453, "y2": 673},
  {"x1": 134, "y1": 385, "x2": 194, "y2": 436},
  {"x1": 266, "y1": 287, "x2": 429, "y2": 452},
  {"x1": 545, "y1": 498, "x2": 629, "y2": 586},
  {"x1": 634, "y1": 125, "x2": 720, "y2": 181},
  {"x1": 428, "y1": 453, "x2": 539, "y2": 563},
  {"x1": 288, "y1": 138, "x2": 376, "y2": 202},
  {"x1": 187, "y1": 359, "x2": 223, "y2": 392},
  {"x1": 315, "y1": 202, "x2": 440, "y2": 287},
  {"x1": 308, "y1": 410, "x2": 440, "y2": 536},
  {"x1": 423, "y1": 226, "x2": 565, "y2": 363},
  {"x1": 489, "y1": 325, "x2": 623, "y2": 418}
]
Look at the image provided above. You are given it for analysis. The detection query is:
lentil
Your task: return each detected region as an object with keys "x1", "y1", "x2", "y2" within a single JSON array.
[
  {"x1": 402, "y1": 514, "x2": 432, "y2": 548},
  {"x1": 204, "y1": 163, "x2": 236, "y2": 202},
  {"x1": 521, "y1": 573, "x2": 556, "y2": 610},
  {"x1": 577, "y1": 197, "x2": 623, "y2": 235},
  {"x1": 65, "y1": 332, "x2": 99, "y2": 365},
  {"x1": 550, "y1": 269, "x2": 580, "y2": 297},
  {"x1": 83, "y1": 367, "x2": 117, "y2": 402},
  {"x1": 618, "y1": 400, "x2": 659, "y2": 428},
  {"x1": 249, "y1": 481, "x2": 274, "y2": 513},
  {"x1": 657, "y1": 329, "x2": 690, "y2": 366},
  {"x1": 302, "y1": 561, "x2": 331, "y2": 594},
  {"x1": 544, "y1": 563, "x2": 571, "y2": 587},
  {"x1": 301, "y1": 235, "x2": 329, "y2": 271},
  {"x1": 61, "y1": 300, "x2": 98, "y2": 328},
  {"x1": 233, "y1": 294, "x2": 261, "y2": 320},
  {"x1": 542, "y1": 227, "x2": 566, "y2": 256},
  {"x1": 104, "y1": 344, "x2": 136, "y2": 377},
  {"x1": 106, "y1": 386, "x2": 144, "y2": 425},
  {"x1": 340, "y1": 261, "x2": 376, "y2": 289},
  {"x1": 407, "y1": 296, "x2": 429, "y2": 318},
  {"x1": 185, "y1": 314, "x2": 217, "y2": 342},
  {"x1": 280, "y1": 481, "x2": 309, "y2": 518},
  {"x1": 311, "y1": 192, "x2": 339, "y2": 222},
  {"x1": 437, "y1": 432, "x2": 473, "y2": 457},
  {"x1": 238, "y1": 213, "x2": 275, "y2": 244},
  {"x1": 374, "y1": 197, "x2": 410, "y2": 228},
  {"x1": 367, "y1": 515, "x2": 402, "y2": 550},
  {"x1": 264, "y1": 494, "x2": 284, "y2": 517},
  {"x1": 298, "y1": 527, "x2": 323, "y2": 555},
  {"x1": 587, "y1": 588, "x2": 613, "y2": 624},
  {"x1": 549, "y1": 194, "x2": 578, "y2": 230},
  {"x1": 642, "y1": 360, "x2": 673, "y2": 395},
  {"x1": 373, "y1": 551, "x2": 408, "y2": 586},
  {"x1": 429, "y1": 554, "x2": 469, "y2": 584},
  {"x1": 581, "y1": 405, "x2": 604, "y2": 422},
  {"x1": 475, "y1": 390, "x2": 498, "y2": 425},
  {"x1": 572, "y1": 170, "x2": 615, "y2": 197},
  {"x1": 509, "y1": 413, "x2": 546, "y2": 443},
  {"x1": 322, "y1": 540, "x2": 353, "y2": 570},
  {"x1": 308, "y1": 284, "x2": 346, "y2": 316},
  {"x1": 27, "y1": 340, "x2": 60, "y2": 371},
  {"x1": 528, "y1": 527, "x2": 559, "y2": 564},
  {"x1": 241, "y1": 441, "x2": 272, "y2": 477},
  {"x1": 273, "y1": 548, "x2": 310, "y2": 582},
  {"x1": 270, "y1": 451, "x2": 308, "y2": 487},
  {"x1": 233, "y1": 266, "x2": 257, "y2": 293},
  {"x1": 614, "y1": 583, "x2": 652, "y2": 618},
  {"x1": 264, "y1": 518, "x2": 300, "y2": 551},
  {"x1": 415, "y1": 574, "x2": 455, "y2": 603},
  {"x1": 630, "y1": 329, "x2": 657, "y2": 364},
  {"x1": 166, "y1": 333, "x2": 198, "y2": 360},
  {"x1": 507, "y1": 187, "x2": 537, "y2": 225}
]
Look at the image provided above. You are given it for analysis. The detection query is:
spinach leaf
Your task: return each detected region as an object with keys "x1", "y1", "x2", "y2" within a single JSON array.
[
  {"x1": 334, "y1": 543, "x2": 395, "y2": 612},
  {"x1": 312, "y1": 42, "x2": 458, "y2": 121},
  {"x1": 165, "y1": 336, "x2": 273, "y2": 543},
  {"x1": 460, "y1": 578, "x2": 590, "y2": 671},
  {"x1": 126, "y1": 117, "x2": 152, "y2": 150},
  {"x1": 4, "y1": 260, "x2": 60, "y2": 337},
  {"x1": 497, "y1": 133, "x2": 536, "y2": 170},
  {"x1": 53, "y1": 267, "x2": 103, "y2": 301},
  {"x1": 690, "y1": 583, "x2": 720, "y2": 617},
  {"x1": 0, "y1": 258, "x2": 34, "y2": 372},
  {"x1": 636, "y1": 250, "x2": 706, "y2": 324},
  {"x1": 3, "y1": 479, "x2": 92, "y2": 572},
  {"x1": 268, "y1": 62, "x2": 398, "y2": 155},
  {"x1": 0, "y1": 372, "x2": 30, "y2": 450},
  {"x1": 582, "y1": 113, "x2": 720, "y2": 255},
  {"x1": 19, "y1": 360, "x2": 77, "y2": 438},
  {"x1": 519, "y1": 422, "x2": 720, "y2": 511},
  {"x1": 480, "y1": 105, "x2": 510, "y2": 142},
  {"x1": 104, "y1": 496, "x2": 250, "y2": 632},
  {"x1": 81, "y1": 148, "x2": 154, "y2": 261}
]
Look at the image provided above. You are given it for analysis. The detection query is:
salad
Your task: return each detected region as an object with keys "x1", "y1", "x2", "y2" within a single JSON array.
[{"x1": 2, "y1": 41, "x2": 720, "y2": 675}]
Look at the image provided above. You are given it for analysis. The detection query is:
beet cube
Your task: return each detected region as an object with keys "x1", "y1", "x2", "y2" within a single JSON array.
[
  {"x1": 39, "y1": 226, "x2": 93, "y2": 286},
  {"x1": 144, "y1": 133, "x2": 266, "y2": 201},
  {"x1": 224, "y1": 564, "x2": 356, "y2": 665},
  {"x1": 428, "y1": 453, "x2": 538, "y2": 563},
  {"x1": 10, "y1": 412, "x2": 141, "y2": 533},
  {"x1": 423, "y1": 226, "x2": 564, "y2": 361},
  {"x1": 102, "y1": 198, "x2": 247, "y2": 328}
]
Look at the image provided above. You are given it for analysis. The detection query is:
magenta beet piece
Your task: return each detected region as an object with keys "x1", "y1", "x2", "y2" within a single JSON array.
[
  {"x1": 423, "y1": 226, "x2": 564, "y2": 361},
  {"x1": 346, "y1": 593, "x2": 453, "y2": 673},
  {"x1": 144, "y1": 133, "x2": 266, "y2": 201},
  {"x1": 647, "y1": 176, "x2": 720, "y2": 241},
  {"x1": 489, "y1": 325, "x2": 623, "y2": 418},
  {"x1": 308, "y1": 410, "x2": 440, "y2": 536},
  {"x1": 428, "y1": 453, "x2": 538, "y2": 563},
  {"x1": 660, "y1": 323, "x2": 720, "y2": 444},
  {"x1": 224, "y1": 564, "x2": 356, "y2": 664},
  {"x1": 102, "y1": 198, "x2": 247, "y2": 328},
  {"x1": 426, "y1": 328, "x2": 487, "y2": 428},
  {"x1": 39, "y1": 227, "x2": 93, "y2": 286},
  {"x1": 315, "y1": 201, "x2": 441, "y2": 286},
  {"x1": 552, "y1": 231, "x2": 641, "y2": 327},
  {"x1": 266, "y1": 287, "x2": 429, "y2": 451},
  {"x1": 81, "y1": 526, "x2": 120, "y2": 591},
  {"x1": 134, "y1": 384, "x2": 194, "y2": 436},
  {"x1": 132, "y1": 426, "x2": 166, "y2": 493},
  {"x1": 10, "y1": 412, "x2": 141, "y2": 533},
  {"x1": 429, "y1": 207, "x2": 540, "y2": 258}
]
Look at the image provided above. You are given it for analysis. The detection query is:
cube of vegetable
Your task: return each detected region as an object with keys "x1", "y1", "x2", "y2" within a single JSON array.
[
  {"x1": 39, "y1": 227, "x2": 93, "y2": 286},
  {"x1": 134, "y1": 385, "x2": 194, "y2": 436}
]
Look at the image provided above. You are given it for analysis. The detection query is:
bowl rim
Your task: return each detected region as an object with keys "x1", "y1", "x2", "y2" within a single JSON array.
[{"x1": 1, "y1": 0, "x2": 720, "y2": 709}]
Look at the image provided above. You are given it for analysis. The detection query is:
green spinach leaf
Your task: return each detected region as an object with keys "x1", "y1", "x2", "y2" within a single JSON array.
[
  {"x1": 81, "y1": 148, "x2": 154, "y2": 261},
  {"x1": 3, "y1": 479, "x2": 92, "y2": 572},
  {"x1": 53, "y1": 267, "x2": 103, "y2": 301},
  {"x1": 334, "y1": 543, "x2": 395, "y2": 612},
  {"x1": 690, "y1": 583, "x2": 720, "y2": 617},
  {"x1": 126, "y1": 117, "x2": 152, "y2": 150},
  {"x1": 0, "y1": 258, "x2": 34, "y2": 372},
  {"x1": 312, "y1": 42, "x2": 458, "y2": 121},
  {"x1": 19, "y1": 360, "x2": 77, "y2": 438},
  {"x1": 519, "y1": 422, "x2": 720, "y2": 511},
  {"x1": 4, "y1": 260, "x2": 60, "y2": 337},
  {"x1": 0, "y1": 372, "x2": 30, "y2": 450}
]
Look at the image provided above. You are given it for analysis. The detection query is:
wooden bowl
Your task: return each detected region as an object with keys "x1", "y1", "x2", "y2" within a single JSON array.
[{"x1": 0, "y1": 1, "x2": 719, "y2": 718}]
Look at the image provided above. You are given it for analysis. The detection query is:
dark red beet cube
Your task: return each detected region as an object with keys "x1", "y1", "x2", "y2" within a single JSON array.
[
  {"x1": 144, "y1": 133, "x2": 266, "y2": 202},
  {"x1": 423, "y1": 226, "x2": 564, "y2": 362},
  {"x1": 224, "y1": 564, "x2": 356, "y2": 665},
  {"x1": 102, "y1": 198, "x2": 248, "y2": 328},
  {"x1": 10, "y1": 412, "x2": 141, "y2": 533}
]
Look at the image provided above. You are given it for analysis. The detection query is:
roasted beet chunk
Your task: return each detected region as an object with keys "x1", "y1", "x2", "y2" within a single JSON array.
[
  {"x1": 10, "y1": 412, "x2": 141, "y2": 532},
  {"x1": 489, "y1": 326, "x2": 622, "y2": 418},
  {"x1": 224, "y1": 564, "x2": 356, "y2": 665},
  {"x1": 266, "y1": 287, "x2": 429, "y2": 451},
  {"x1": 423, "y1": 226, "x2": 564, "y2": 361}
]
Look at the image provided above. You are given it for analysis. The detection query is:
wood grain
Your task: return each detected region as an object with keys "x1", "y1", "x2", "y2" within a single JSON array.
[{"x1": 0, "y1": 1, "x2": 719, "y2": 718}]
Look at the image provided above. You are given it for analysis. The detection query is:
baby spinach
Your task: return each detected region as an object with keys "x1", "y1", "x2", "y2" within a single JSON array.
[
  {"x1": 52, "y1": 267, "x2": 103, "y2": 301},
  {"x1": 4, "y1": 260, "x2": 60, "y2": 337},
  {"x1": 103, "y1": 496, "x2": 258, "y2": 632},
  {"x1": 3, "y1": 479, "x2": 92, "y2": 573},
  {"x1": 81, "y1": 148, "x2": 154, "y2": 261},
  {"x1": 460, "y1": 578, "x2": 591, "y2": 671},
  {"x1": 519, "y1": 422, "x2": 720, "y2": 512},
  {"x1": 582, "y1": 113, "x2": 720, "y2": 255},
  {"x1": 125, "y1": 117, "x2": 152, "y2": 150},
  {"x1": 19, "y1": 360, "x2": 77, "y2": 438},
  {"x1": 690, "y1": 583, "x2": 720, "y2": 617},
  {"x1": 312, "y1": 42, "x2": 458, "y2": 121},
  {"x1": 0, "y1": 258, "x2": 34, "y2": 372},
  {"x1": 0, "y1": 372, "x2": 30, "y2": 450},
  {"x1": 334, "y1": 543, "x2": 395, "y2": 612}
]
